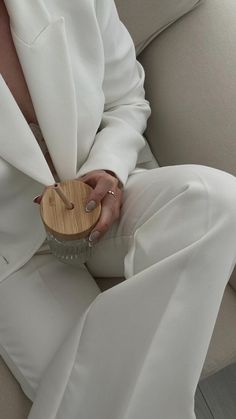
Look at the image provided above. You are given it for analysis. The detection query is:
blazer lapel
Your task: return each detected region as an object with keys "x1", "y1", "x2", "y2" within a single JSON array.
[
  {"x1": 0, "y1": 75, "x2": 55, "y2": 186},
  {"x1": 3, "y1": 0, "x2": 78, "y2": 181}
]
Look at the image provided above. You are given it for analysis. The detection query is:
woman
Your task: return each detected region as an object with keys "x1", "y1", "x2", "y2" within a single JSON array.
[{"x1": 0, "y1": 0, "x2": 236, "y2": 418}]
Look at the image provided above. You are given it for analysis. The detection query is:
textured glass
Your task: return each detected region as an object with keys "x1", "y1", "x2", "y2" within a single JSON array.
[{"x1": 46, "y1": 232, "x2": 93, "y2": 265}]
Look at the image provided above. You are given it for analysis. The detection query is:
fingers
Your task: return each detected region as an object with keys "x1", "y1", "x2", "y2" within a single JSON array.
[
  {"x1": 78, "y1": 171, "x2": 122, "y2": 245},
  {"x1": 85, "y1": 176, "x2": 112, "y2": 211},
  {"x1": 33, "y1": 186, "x2": 50, "y2": 205},
  {"x1": 33, "y1": 195, "x2": 42, "y2": 204},
  {"x1": 33, "y1": 186, "x2": 51, "y2": 205},
  {"x1": 88, "y1": 191, "x2": 122, "y2": 246},
  {"x1": 80, "y1": 171, "x2": 119, "y2": 211},
  {"x1": 88, "y1": 203, "x2": 114, "y2": 245},
  {"x1": 78, "y1": 170, "x2": 108, "y2": 189},
  {"x1": 33, "y1": 172, "x2": 123, "y2": 247}
]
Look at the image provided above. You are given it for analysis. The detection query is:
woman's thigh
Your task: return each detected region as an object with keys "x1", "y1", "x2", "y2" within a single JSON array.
[
  {"x1": 0, "y1": 254, "x2": 100, "y2": 400},
  {"x1": 85, "y1": 163, "x2": 236, "y2": 278}
]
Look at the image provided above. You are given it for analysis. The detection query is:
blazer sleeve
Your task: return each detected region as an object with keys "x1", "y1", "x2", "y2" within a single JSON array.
[{"x1": 77, "y1": 0, "x2": 152, "y2": 187}]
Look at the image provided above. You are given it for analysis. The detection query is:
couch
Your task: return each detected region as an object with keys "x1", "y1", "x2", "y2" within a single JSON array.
[{"x1": 1, "y1": 0, "x2": 236, "y2": 417}]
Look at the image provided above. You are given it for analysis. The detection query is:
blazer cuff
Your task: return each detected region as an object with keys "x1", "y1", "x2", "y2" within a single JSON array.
[{"x1": 76, "y1": 154, "x2": 131, "y2": 188}]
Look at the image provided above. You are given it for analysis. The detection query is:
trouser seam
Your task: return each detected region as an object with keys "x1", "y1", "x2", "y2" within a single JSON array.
[{"x1": 185, "y1": 167, "x2": 211, "y2": 233}]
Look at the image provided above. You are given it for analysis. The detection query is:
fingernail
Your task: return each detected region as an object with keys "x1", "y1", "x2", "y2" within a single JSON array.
[
  {"x1": 33, "y1": 195, "x2": 41, "y2": 204},
  {"x1": 89, "y1": 230, "x2": 100, "y2": 242},
  {"x1": 85, "y1": 200, "x2": 97, "y2": 212}
]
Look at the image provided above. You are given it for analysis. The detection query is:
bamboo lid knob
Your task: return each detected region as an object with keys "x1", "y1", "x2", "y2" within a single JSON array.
[{"x1": 40, "y1": 180, "x2": 101, "y2": 240}]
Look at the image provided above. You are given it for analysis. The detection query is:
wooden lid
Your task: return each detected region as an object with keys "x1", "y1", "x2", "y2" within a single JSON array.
[{"x1": 40, "y1": 180, "x2": 101, "y2": 240}]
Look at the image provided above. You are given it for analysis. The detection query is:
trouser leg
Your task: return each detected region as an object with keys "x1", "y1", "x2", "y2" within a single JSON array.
[
  {"x1": 28, "y1": 164, "x2": 236, "y2": 419},
  {"x1": 0, "y1": 255, "x2": 100, "y2": 400}
]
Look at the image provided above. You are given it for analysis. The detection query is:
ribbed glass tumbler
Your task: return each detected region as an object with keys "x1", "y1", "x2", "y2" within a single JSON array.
[{"x1": 39, "y1": 180, "x2": 101, "y2": 266}]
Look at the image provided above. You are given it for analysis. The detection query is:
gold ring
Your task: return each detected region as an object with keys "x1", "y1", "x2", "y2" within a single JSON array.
[{"x1": 107, "y1": 190, "x2": 117, "y2": 199}]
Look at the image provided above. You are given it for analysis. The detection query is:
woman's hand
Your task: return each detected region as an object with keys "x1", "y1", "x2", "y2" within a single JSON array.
[
  {"x1": 33, "y1": 170, "x2": 123, "y2": 246},
  {"x1": 77, "y1": 170, "x2": 123, "y2": 246}
]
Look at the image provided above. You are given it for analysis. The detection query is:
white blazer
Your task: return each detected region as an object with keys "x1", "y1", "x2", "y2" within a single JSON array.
[{"x1": 0, "y1": 0, "x2": 153, "y2": 282}]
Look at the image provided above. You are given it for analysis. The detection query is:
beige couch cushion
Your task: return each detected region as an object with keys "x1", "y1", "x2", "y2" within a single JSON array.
[
  {"x1": 139, "y1": 0, "x2": 236, "y2": 179},
  {"x1": 115, "y1": 0, "x2": 203, "y2": 54}
]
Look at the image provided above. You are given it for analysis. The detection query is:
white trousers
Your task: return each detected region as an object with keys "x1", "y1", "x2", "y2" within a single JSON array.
[{"x1": 1, "y1": 164, "x2": 236, "y2": 419}]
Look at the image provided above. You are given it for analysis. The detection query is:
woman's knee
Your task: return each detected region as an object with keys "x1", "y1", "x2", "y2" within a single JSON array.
[
  {"x1": 147, "y1": 163, "x2": 236, "y2": 237},
  {"x1": 186, "y1": 165, "x2": 236, "y2": 230},
  {"x1": 121, "y1": 164, "x2": 236, "y2": 241}
]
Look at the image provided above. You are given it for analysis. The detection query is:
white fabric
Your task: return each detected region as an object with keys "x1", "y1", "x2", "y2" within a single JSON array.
[
  {"x1": 0, "y1": 0, "x2": 155, "y2": 284},
  {"x1": 0, "y1": 255, "x2": 100, "y2": 401},
  {"x1": 1, "y1": 1, "x2": 236, "y2": 417},
  {"x1": 1, "y1": 164, "x2": 236, "y2": 418}
]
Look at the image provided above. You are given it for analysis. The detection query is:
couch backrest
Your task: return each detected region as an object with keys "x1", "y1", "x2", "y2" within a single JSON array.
[{"x1": 115, "y1": 0, "x2": 202, "y2": 55}]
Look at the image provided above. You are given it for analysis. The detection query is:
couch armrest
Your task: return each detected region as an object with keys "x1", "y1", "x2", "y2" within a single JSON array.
[
  {"x1": 139, "y1": 0, "x2": 236, "y2": 178},
  {"x1": 139, "y1": 0, "x2": 236, "y2": 290}
]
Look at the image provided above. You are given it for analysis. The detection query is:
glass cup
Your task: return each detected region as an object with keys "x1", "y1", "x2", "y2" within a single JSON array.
[
  {"x1": 46, "y1": 231, "x2": 93, "y2": 265},
  {"x1": 39, "y1": 180, "x2": 101, "y2": 266}
]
